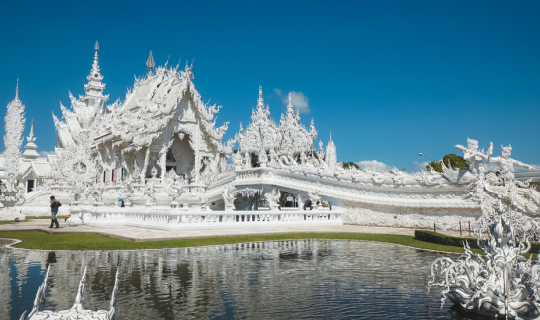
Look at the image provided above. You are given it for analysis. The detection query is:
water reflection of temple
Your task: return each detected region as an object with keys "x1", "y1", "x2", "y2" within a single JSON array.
[{"x1": 3, "y1": 240, "x2": 441, "y2": 319}]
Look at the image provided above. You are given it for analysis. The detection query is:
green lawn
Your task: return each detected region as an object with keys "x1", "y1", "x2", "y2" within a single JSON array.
[
  {"x1": 24, "y1": 216, "x2": 68, "y2": 220},
  {"x1": 0, "y1": 230, "x2": 484, "y2": 253}
]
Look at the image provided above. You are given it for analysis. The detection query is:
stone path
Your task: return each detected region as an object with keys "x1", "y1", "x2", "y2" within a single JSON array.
[{"x1": 0, "y1": 219, "x2": 473, "y2": 242}]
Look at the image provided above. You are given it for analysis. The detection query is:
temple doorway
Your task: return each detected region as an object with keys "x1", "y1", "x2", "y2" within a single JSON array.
[{"x1": 166, "y1": 132, "x2": 195, "y2": 177}]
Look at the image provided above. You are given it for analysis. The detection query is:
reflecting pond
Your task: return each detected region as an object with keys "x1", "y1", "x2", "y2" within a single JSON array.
[{"x1": 0, "y1": 239, "x2": 489, "y2": 319}]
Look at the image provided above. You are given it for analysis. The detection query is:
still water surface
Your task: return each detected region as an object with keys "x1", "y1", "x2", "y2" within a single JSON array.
[{"x1": 0, "y1": 239, "x2": 489, "y2": 320}]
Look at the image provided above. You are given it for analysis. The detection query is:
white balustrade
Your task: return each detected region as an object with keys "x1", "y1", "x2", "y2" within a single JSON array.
[{"x1": 71, "y1": 206, "x2": 342, "y2": 230}]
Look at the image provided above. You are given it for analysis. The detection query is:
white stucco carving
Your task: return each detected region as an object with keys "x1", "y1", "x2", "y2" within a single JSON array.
[
  {"x1": 428, "y1": 139, "x2": 540, "y2": 318},
  {"x1": 4, "y1": 81, "x2": 25, "y2": 193},
  {"x1": 429, "y1": 196, "x2": 540, "y2": 318},
  {"x1": 3, "y1": 43, "x2": 539, "y2": 232}
]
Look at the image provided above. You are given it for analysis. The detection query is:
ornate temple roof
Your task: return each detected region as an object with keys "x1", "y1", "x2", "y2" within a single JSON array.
[
  {"x1": 237, "y1": 88, "x2": 317, "y2": 156},
  {"x1": 53, "y1": 45, "x2": 233, "y2": 155}
]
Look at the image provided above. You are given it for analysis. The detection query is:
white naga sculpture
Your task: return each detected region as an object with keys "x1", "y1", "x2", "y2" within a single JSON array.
[{"x1": 21, "y1": 265, "x2": 120, "y2": 320}]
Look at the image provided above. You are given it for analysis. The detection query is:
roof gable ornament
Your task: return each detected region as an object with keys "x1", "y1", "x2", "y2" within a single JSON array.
[
  {"x1": 184, "y1": 59, "x2": 194, "y2": 80},
  {"x1": 146, "y1": 50, "x2": 155, "y2": 73},
  {"x1": 22, "y1": 118, "x2": 40, "y2": 162}
]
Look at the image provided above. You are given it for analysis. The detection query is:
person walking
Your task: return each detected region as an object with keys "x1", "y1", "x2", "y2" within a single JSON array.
[{"x1": 49, "y1": 196, "x2": 62, "y2": 229}]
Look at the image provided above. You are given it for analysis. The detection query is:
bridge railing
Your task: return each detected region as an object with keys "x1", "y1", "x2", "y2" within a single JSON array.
[{"x1": 71, "y1": 207, "x2": 342, "y2": 228}]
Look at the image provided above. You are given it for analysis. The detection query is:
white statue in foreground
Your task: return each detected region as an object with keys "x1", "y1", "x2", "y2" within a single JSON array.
[
  {"x1": 429, "y1": 139, "x2": 540, "y2": 319},
  {"x1": 21, "y1": 265, "x2": 120, "y2": 320},
  {"x1": 429, "y1": 197, "x2": 540, "y2": 318}
]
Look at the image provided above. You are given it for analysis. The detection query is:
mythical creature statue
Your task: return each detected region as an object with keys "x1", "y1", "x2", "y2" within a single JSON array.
[
  {"x1": 232, "y1": 151, "x2": 243, "y2": 170},
  {"x1": 222, "y1": 185, "x2": 237, "y2": 211},
  {"x1": 144, "y1": 180, "x2": 156, "y2": 206},
  {"x1": 307, "y1": 189, "x2": 322, "y2": 208},
  {"x1": 219, "y1": 156, "x2": 230, "y2": 173},
  {"x1": 488, "y1": 144, "x2": 537, "y2": 182},
  {"x1": 263, "y1": 188, "x2": 281, "y2": 210},
  {"x1": 453, "y1": 138, "x2": 494, "y2": 202},
  {"x1": 162, "y1": 170, "x2": 185, "y2": 201},
  {"x1": 454, "y1": 138, "x2": 492, "y2": 178},
  {"x1": 429, "y1": 140, "x2": 540, "y2": 318}
]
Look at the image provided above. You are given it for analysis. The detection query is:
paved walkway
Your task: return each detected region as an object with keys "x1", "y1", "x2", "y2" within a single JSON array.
[{"x1": 0, "y1": 219, "x2": 473, "y2": 242}]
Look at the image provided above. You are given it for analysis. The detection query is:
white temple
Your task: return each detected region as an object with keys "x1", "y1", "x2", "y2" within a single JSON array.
[{"x1": 1, "y1": 42, "x2": 539, "y2": 230}]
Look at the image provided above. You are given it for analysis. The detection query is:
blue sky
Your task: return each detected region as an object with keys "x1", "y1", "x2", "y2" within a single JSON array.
[{"x1": 1, "y1": 1, "x2": 539, "y2": 171}]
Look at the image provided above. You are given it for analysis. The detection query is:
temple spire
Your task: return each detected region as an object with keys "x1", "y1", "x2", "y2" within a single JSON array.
[
  {"x1": 22, "y1": 118, "x2": 39, "y2": 162},
  {"x1": 15, "y1": 78, "x2": 19, "y2": 100},
  {"x1": 257, "y1": 86, "x2": 264, "y2": 108},
  {"x1": 83, "y1": 41, "x2": 106, "y2": 104},
  {"x1": 286, "y1": 92, "x2": 294, "y2": 114},
  {"x1": 92, "y1": 41, "x2": 100, "y2": 73},
  {"x1": 146, "y1": 50, "x2": 155, "y2": 71},
  {"x1": 29, "y1": 118, "x2": 35, "y2": 141}
]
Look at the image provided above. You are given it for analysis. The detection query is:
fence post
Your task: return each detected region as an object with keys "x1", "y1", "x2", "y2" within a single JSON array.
[
  {"x1": 460, "y1": 221, "x2": 462, "y2": 237},
  {"x1": 469, "y1": 221, "x2": 471, "y2": 237},
  {"x1": 433, "y1": 221, "x2": 436, "y2": 233}
]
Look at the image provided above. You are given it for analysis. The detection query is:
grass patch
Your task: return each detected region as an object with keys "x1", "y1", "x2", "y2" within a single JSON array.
[
  {"x1": 0, "y1": 230, "x2": 483, "y2": 252},
  {"x1": 25, "y1": 216, "x2": 68, "y2": 220},
  {"x1": 0, "y1": 221, "x2": 13, "y2": 225}
]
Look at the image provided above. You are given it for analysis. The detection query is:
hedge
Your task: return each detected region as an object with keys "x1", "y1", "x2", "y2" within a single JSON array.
[
  {"x1": 415, "y1": 230, "x2": 479, "y2": 249},
  {"x1": 414, "y1": 230, "x2": 540, "y2": 253}
]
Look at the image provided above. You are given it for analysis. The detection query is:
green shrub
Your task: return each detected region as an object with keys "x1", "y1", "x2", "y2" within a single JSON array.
[
  {"x1": 415, "y1": 230, "x2": 479, "y2": 249},
  {"x1": 415, "y1": 230, "x2": 540, "y2": 253}
]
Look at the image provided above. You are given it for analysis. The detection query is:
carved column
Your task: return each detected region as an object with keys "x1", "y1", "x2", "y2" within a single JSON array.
[
  {"x1": 159, "y1": 149, "x2": 166, "y2": 184},
  {"x1": 141, "y1": 147, "x2": 150, "y2": 181},
  {"x1": 193, "y1": 122, "x2": 200, "y2": 181}
]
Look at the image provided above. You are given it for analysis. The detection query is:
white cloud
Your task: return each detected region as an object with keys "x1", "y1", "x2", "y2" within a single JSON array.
[
  {"x1": 484, "y1": 162, "x2": 499, "y2": 172},
  {"x1": 39, "y1": 151, "x2": 55, "y2": 157},
  {"x1": 411, "y1": 161, "x2": 429, "y2": 172},
  {"x1": 273, "y1": 88, "x2": 282, "y2": 97},
  {"x1": 514, "y1": 164, "x2": 540, "y2": 172},
  {"x1": 283, "y1": 91, "x2": 310, "y2": 114},
  {"x1": 356, "y1": 160, "x2": 392, "y2": 172}
]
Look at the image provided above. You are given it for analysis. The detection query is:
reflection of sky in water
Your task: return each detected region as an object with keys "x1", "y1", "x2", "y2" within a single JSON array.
[{"x1": 0, "y1": 240, "x2": 491, "y2": 320}]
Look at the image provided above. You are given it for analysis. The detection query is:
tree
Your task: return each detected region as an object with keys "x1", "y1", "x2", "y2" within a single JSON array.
[
  {"x1": 250, "y1": 152, "x2": 259, "y2": 167},
  {"x1": 343, "y1": 162, "x2": 360, "y2": 170},
  {"x1": 426, "y1": 153, "x2": 468, "y2": 173}
]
